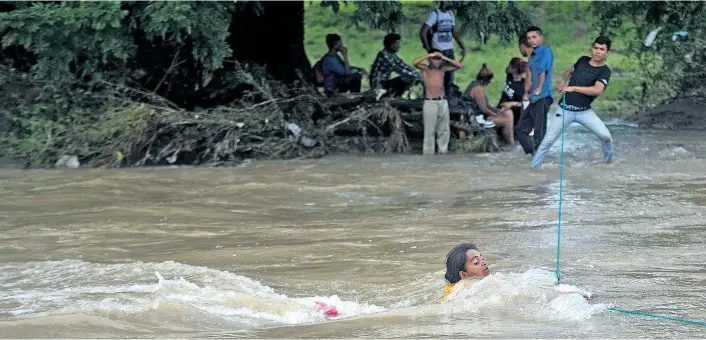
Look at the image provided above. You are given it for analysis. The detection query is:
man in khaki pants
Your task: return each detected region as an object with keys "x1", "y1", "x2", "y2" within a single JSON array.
[{"x1": 413, "y1": 50, "x2": 463, "y2": 154}]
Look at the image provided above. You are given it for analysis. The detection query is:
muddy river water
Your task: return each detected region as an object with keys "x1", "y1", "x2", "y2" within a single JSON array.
[{"x1": 1, "y1": 120, "x2": 705, "y2": 338}]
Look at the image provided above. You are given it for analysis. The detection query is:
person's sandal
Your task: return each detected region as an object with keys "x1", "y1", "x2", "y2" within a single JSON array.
[{"x1": 475, "y1": 114, "x2": 496, "y2": 128}]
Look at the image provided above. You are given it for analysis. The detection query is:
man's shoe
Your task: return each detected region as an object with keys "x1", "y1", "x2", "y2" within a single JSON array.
[{"x1": 375, "y1": 88, "x2": 387, "y2": 101}]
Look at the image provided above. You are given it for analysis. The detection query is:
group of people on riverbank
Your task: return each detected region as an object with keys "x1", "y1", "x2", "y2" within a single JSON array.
[{"x1": 316, "y1": 3, "x2": 615, "y2": 167}]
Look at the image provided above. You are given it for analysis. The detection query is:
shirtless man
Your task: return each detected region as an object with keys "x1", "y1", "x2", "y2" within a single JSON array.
[{"x1": 412, "y1": 50, "x2": 463, "y2": 155}]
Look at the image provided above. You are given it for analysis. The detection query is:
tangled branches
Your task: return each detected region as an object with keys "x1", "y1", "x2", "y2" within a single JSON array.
[{"x1": 1, "y1": 65, "x2": 501, "y2": 168}]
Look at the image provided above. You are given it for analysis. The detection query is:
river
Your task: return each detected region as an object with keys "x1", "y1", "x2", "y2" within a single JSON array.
[{"x1": 1, "y1": 121, "x2": 705, "y2": 338}]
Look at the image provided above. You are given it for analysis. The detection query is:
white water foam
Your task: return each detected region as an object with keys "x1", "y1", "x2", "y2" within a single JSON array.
[
  {"x1": 0, "y1": 260, "x2": 385, "y2": 328},
  {"x1": 0, "y1": 261, "x2": 609, "y2": 328},
  {"x1": 443, "y1": 269, "x2": 611, "y2": 321}
]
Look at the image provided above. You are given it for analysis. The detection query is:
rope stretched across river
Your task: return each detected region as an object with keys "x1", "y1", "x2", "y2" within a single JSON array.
[{"x1": 552, "y1": 94, "x2": 705, "y2": 328}]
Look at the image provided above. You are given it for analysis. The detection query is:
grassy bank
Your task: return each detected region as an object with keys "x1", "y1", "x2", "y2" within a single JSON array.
[{"x1": 304, "y1": 1, "x2": 641, "y2": 115}]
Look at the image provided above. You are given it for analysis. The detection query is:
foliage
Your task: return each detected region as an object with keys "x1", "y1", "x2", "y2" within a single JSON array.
[
  {"x1": 0, "y1": 1, "x2": 233, "y2": 85},
  {"x1": 0, "y1": 2, "x2": 133, "y2": 81},
  {"x1": 449, "y1": 1, "x2": 530, "y2": 45},
  {"x1": 132, "y1": 1, "x2": 234, "y2": 71},
  {"x1": 319, "y1": 0, "x2": 529, "y2": 42},
  {"x1": 594, "y1": 1, "x2": 706, "y2": 109}
]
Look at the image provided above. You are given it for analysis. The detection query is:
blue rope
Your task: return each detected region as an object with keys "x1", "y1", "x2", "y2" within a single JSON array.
[
  {"x1": 555, "y1": 94, "x2": 567, "y2": 283},
  {"x1": 608, "y1": 307, "x2": 706, "y2": 327},
  {"x1": 553, "y1": 94, "x2": 706, "y2": 328}
]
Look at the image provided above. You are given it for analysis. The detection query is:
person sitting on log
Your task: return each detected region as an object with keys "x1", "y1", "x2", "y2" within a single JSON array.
[
  {"x1": 322, "y1": 33, "x2": 368, "y2": 98},
  {"x1": 369, "y1": 33, "x2": 423, "y2": 101},
  {"x1": 462, "y1": 64, "x2": 516, "y2": 145},
  {"x1": 413, "y1": 50, "x2": 463, "y2": 155},
  {"x1": 498, "y1": 57, "x2": 528, "y2": 127}
]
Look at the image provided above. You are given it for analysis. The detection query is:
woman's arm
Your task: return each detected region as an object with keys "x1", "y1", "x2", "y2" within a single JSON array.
[
  {"x1": 471, "y1": 87, "x2": 501, "y2": 116},
  {"x1": 500, "y1": 101, "x2": 522, "y2": 108}
]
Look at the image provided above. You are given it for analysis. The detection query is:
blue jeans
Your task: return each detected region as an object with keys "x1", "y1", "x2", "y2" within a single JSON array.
[
  {"x1": 441, "y1": 49, "x2": 455, "y2": 94},
  {"x1": 531, "y1": 107, "x2": 614, "y2": 168}
]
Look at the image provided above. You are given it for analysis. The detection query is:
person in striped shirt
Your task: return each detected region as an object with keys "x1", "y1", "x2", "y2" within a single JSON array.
[{"x1": 369, "y1": 33, "x2": 423, "y2": 100}]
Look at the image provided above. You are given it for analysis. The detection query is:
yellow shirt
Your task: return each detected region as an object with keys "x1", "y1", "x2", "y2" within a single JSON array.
[{"x1": 441, "y1": 283, "x2": 455, "y2": 301}]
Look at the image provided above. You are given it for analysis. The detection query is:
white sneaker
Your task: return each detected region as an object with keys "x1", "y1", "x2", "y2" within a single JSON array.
[
  {"x1": 375, "y1": 88, "x2": 387, "y2": 101},
  {"x1": 475, "y1": 114, "x2": 496, "y2": 128}
]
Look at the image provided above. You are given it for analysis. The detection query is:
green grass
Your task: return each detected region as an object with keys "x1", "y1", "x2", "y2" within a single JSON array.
[{"x1": 304, "y1": 1, "x2": 642, "y2": 115}]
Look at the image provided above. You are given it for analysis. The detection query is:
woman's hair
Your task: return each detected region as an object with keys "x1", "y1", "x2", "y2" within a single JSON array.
[
  {"x1": 509, "y1": 57, "x2": 527, "y2": 74},
  {"x1": 476, "y1": 64, "x2": 494, "y2": 84},
  {"x1": 445, "y1": 243, "x2": 478, "y2": 284}
]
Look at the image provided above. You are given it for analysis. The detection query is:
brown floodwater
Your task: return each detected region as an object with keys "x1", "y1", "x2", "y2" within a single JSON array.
[{"x1": 1, "y1": 121, "x2": 705, "y2": 338}]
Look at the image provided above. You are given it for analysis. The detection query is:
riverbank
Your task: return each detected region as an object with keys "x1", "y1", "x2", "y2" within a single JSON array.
[
  {"x1": 304, "y1": 1, "x2": 642, "y2": 115},
  {"x1": 637, "y1": 98, "x2": 706, "y2": 131}
]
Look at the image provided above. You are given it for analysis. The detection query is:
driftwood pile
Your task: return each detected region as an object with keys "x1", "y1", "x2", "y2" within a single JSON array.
[{"x1": 83, "y1": 91, "x2": 501, "y2": 167}]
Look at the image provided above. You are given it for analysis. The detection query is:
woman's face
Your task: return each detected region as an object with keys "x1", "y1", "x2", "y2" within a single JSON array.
[{"x1": 460, "y1": 249, "x2": 490, "y2": 278}]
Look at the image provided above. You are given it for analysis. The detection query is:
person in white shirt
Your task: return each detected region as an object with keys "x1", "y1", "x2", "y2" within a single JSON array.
[{"x1": 419, "y1": 1, "x2": 467, "y2": 98}]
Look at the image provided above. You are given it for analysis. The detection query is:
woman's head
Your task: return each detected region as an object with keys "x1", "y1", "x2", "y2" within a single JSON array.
[
  {"x1": 506, "y1": 57, "x2": 527, "y2": 75},
  {"x1": 476, "y1": 64, "x2": 494, "y2": 85},
  {"x1": 445, "y1": 243, "x2": 490, "y2": 284}
]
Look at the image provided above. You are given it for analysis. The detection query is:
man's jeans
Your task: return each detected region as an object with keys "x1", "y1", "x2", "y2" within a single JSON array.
[
  {"x1": 516, "y1": 97, "x2": 552, "y2": 155},
  {"x1": 531, "y1": 107, "x2": 614, "y2": 168},
  {"x1": 441, "y1": 49, "x2": 455, "y2": 96}
]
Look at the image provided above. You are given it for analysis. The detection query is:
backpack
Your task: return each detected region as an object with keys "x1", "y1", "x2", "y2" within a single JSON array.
[
  {"x1": 423, "y1": 9, "x2": 439, "y2": 52},
  {"x1": 312, "y1": 56, "x2": 325, "y2": 87}
]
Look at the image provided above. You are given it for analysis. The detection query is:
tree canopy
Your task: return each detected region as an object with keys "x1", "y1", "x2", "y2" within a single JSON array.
[
  {"x1": 1, "y1": 1, "x2": 530, "y2": 99},
  {"x1": 593, "y1": 1, "x2": 706, "y2": 107}
]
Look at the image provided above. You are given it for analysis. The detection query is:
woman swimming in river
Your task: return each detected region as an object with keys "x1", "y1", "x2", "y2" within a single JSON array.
[
  {"x1": 442, "y1": 243, "x2": 591, "y2": 302},
  {"x1": 442, "y1": 243, "x2": 490, "y2": 301}
]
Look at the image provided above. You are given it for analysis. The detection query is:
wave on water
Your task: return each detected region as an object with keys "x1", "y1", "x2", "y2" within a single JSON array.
[
  {"x1": 0, "y1": 260, "x2": 385, "y2": 328},
  {"x1": 0, "y1": 261, "x2": 610, "y2": 331},
  {"x1": 443, "y1": 269, "x2": 611, "y2": 321}
]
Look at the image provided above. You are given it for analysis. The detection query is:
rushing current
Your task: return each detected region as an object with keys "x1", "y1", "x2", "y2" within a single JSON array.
[{"x1": 1, "y1": 119, "x2": 705, "y2": 338}]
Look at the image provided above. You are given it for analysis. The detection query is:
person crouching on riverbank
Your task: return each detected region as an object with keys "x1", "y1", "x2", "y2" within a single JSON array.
[
  {"x1": 442, "y1": 242, "x2": 490, "y2": 301},
  {"x1": 413, "y1": 50, "x2": 463, "y2": 155},
  {"x1": 531, "y1": 36, "x2": 614, "y2": 168}
]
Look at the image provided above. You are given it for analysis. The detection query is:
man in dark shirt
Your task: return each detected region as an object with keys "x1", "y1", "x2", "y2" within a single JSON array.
[
  {"x1": 370, "y1": 33, "x2": 423, "y2": 99},
  {"x1": 322, "y1": 34, "x2": 368, "y2": 97},
  {"x1": 531, "y1": 36, "x2": 614, "y2": 168}
]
